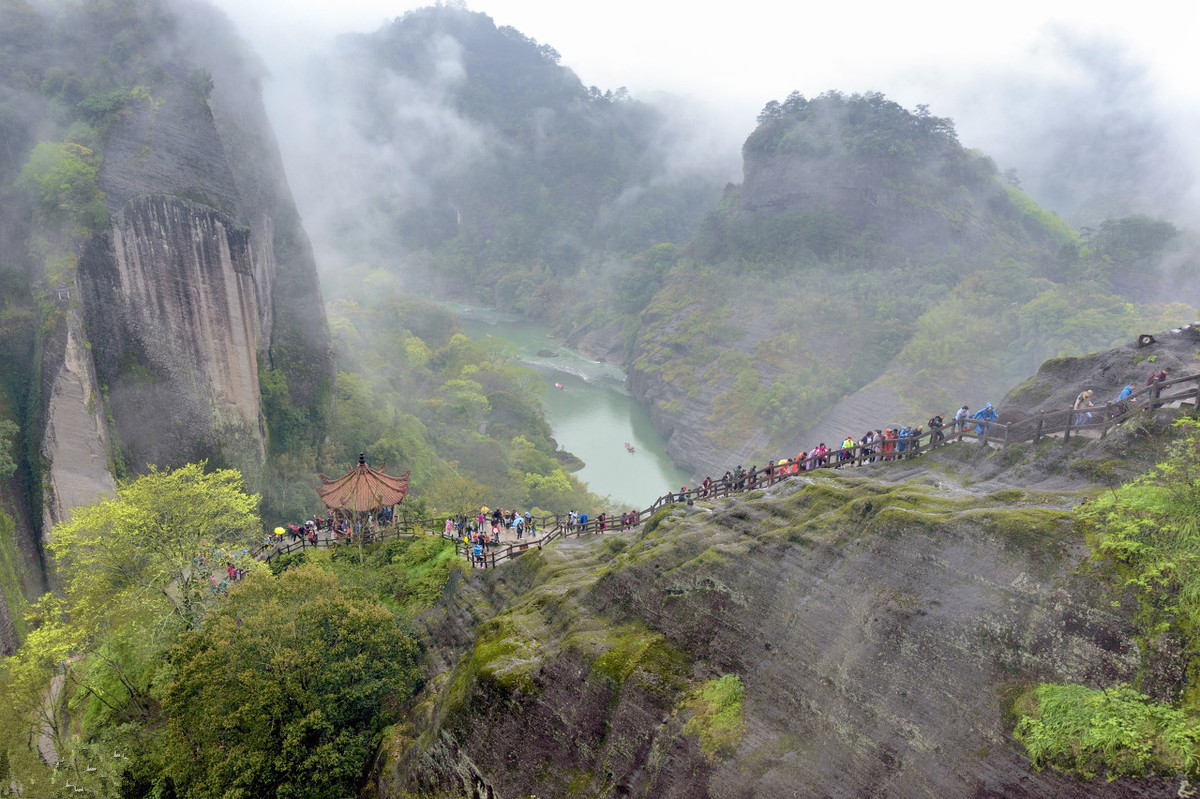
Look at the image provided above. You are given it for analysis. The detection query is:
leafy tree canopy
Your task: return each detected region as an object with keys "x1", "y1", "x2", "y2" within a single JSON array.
[
  {"x1": 49, "y1": 462, "x2": 263, "y2": 633},
  {"x1": 159, "y1": 563, "x2": 420, "y2": 799}
]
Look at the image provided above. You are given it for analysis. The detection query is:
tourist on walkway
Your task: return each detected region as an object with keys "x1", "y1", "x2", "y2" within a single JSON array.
[
  {"x1": 928, "y1": 414, "x2": 944, "y2": 445},
  {"x1": 1147, "y1": 367, "x2": 1172, "y2": 408},
  {"x1": 972, "y1": 403, "x2": 997, "y2": 438},
  {"x1": 1073, "y1": 390, "x2": 1094, "y2": 426},
  {"x1": 955, "y1": 405, "x2": 969, "y2": 440}
]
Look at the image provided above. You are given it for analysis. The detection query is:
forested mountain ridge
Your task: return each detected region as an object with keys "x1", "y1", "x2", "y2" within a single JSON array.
[
  {"x1": 626, "y1": 91, "x2": 1194, "y2": 476},
  {"x1": 306, "y1": 9, "x2": 1196, "y2": 479},
  {"x1": 299, "y1": 4, "x2": 726, "y2": 310}
]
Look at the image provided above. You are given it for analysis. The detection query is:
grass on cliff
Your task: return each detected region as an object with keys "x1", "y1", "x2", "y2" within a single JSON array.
[
  {"x1": 1011, "y1": 416, "x2": 1200, "y2": 781},
  {"x1": 682, "y1": 674, "x2": 746, "y2": 760},
  {"x1": 1014, "y1": 683, "x2": 1200, "y2": 779}
]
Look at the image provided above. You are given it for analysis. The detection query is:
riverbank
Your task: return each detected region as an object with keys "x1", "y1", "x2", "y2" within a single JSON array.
[{"x1": 450, "y1": 305, "x2": 691, "y2": 507}]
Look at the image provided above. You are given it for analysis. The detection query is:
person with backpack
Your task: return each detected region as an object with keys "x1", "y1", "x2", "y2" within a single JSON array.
[
  {"x1": 1111, "y1": 384, "x2": 1137, "y2": 419},
  {"x1": 906, "y1": 425, "x2": 924, "y2": 458},
  {"x1": 1146, "y1": 367, "x2": 1172, "y2": 408},
  {"x1": 928, "y1": 414, "x2": 945, "y2": 445},
  {"x1": 1073, "y1": 390, "x2": 1094, "y2": 426},
  {"x1": 955, "y1": 405, "x2": 970, "y2": 441}
]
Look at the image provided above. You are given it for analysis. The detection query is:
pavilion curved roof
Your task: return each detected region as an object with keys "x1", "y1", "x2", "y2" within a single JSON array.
[{"x1": 318, "y1": 454, "x2": 410, "y2": 514}]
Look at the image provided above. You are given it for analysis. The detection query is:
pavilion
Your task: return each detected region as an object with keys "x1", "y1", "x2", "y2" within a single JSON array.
[{"x1": 317, "y1": 453, "x2": 410, "y2": 518}]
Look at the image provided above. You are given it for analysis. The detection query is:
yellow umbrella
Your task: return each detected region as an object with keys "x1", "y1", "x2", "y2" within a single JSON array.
[
  {"x1": 274, "y1": 526, "x2": 285, "y2": 535},
  {"x1": 481, "y1": 506, "x2": 489, "y2": 514}
]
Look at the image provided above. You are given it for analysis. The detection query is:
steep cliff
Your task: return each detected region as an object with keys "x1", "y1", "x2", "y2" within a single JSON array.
[
  {"x1": 377, "y1": 432, "x2": 1177, "y2": 797},
  {"x1": 621, "y1": 93, "x2": 1194, "y2": 480},
  {"x1": 0, "y1": 0, "x2": 334, "y2": 651},
  {"x1": 76, "y1": 195, "x2": 263, "y2": 475}
]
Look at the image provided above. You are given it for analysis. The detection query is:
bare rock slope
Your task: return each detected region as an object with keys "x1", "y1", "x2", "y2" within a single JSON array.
[{"x1": 379, "y1": 441, "x2": 1173, "y2": 797}]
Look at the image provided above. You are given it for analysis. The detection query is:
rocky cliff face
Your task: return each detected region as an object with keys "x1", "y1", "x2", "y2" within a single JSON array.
[
  {"x1": 378, "y1": 445, "x2": 1171, "y2": 798},
  {"x1": 75, "y1": 194, "x2": 263, "y2": 475},
  {"x1": 53, "y1": 3, "x2": 331, "y2": 493},
  {"x1": 0, "y1": 0, "x2": 334, "y2": 652}
]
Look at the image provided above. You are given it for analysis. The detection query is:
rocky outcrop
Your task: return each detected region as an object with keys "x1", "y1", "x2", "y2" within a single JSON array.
[
  {"x1": 76, "y1": 194, "x2": 263, "y2": 472},
  {"x1": 387, "y1": 467, "x2": 1171, "y2": 798},
  {"x1": 39, "y1": 298, "x2": 117, "y2": 536},
  {"x1": 54, "y1": 3, "x2": 333, "y2": 484},
  {"x1": 0, "y1": 0, "x2": 335, "y2": 653}
]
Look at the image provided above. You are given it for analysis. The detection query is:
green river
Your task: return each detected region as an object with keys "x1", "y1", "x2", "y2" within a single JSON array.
[{"x1": 453, "y1": 306, "x2": 691, "y2": 508}]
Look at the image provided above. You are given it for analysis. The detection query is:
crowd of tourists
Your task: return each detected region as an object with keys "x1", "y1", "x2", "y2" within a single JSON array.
[
  {"x1": 674, "y1": 367, "x2": 1178, "y2": 504},
  {"x1": 193, "y1": 542, "x2": 253, "y2": 596},
  {"x1": 259, "y1": 366, "x2": 1182, "y2": 570},
  {"x1": 454, "y1": 507, "x2": 543, "y2": 564}
]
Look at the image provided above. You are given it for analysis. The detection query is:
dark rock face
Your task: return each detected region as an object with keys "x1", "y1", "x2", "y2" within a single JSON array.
[
  {"x1": 386, "y1": 475, "x2": 1170, "y2": 797},
  {"x1": 77, "y1": 195, "x2": 263, "y2": 471},
  {"x1": 2, "y1": 0, "x2": 335, "y2": 653}
]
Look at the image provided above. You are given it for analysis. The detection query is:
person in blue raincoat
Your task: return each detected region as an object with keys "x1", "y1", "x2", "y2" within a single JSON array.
[
  {"x1": 1112, "y1": 384, "x2": 1136, "y2": 419},
  {"x1": 972, "y1": 402, "x2": 998, "y2": 438}
]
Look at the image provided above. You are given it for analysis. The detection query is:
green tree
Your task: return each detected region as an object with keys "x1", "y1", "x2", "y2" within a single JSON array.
[
  {"x1": 0, "y1": 418, "x2": 18, "y2": 481},
  {"x1": 50, "y1": 462, "x2": 263, "y2": 633},
  {"x1": 18, "y1": 140, "x2": 109, "y2": 233},
  {"x1": 0, "y1": 596, "x2": 79, "y2": 764},
  {"x1": 159, "y1": 563, "x2": 420, "y2": 799}
]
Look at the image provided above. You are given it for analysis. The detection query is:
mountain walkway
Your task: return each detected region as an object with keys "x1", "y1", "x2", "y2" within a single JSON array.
[{"x1": 255, "y1": 370, "x2": 1200, "y2": 570}]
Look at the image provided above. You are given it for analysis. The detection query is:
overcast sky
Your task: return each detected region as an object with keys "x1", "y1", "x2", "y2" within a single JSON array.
[
  {"x1": 207, "y1": 0, "x2": 1200, "y2": 222},
  {"x1": 212, "y1": 0, "x2": 1197, "y2": 119}
]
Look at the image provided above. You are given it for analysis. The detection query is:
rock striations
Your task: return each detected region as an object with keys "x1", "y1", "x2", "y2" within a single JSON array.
[
  {"x1": 0, "y1": 0, "x2": 334, "y2": 652},
  {"x1": 378, "y1": 420, "x2": 1185, "y2": 797}
]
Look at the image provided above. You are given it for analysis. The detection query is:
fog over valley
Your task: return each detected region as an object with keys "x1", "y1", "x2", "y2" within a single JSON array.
[{"x1": 3, "y1": 0, "x2": 1200, "y2": 796}]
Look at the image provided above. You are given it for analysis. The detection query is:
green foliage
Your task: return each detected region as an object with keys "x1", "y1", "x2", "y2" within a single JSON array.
[
  {"x1": 18, "y1": 139, "x2": 109, "y2": 233},
  {"x1": 77, "y1": 84, "x2": 153, "y2": 126},
  {"x1": 160, "y1": 563, "x2": 421, "y2": 799},
  {"x1": 682, "y1": 674, "x2": 746, "y2": 759},
  {"x1": 1002, "y1": 184, "x2": 1075, "y2": 244},
  {"x1": 1014, "y1": 683, "x2": 1200, "y2": 779},
  {"x1": 0, "y1": 596, "x2": 80, "y2": 759},
  {"x1": 1010, "y1": 418, "x2": 1200, "y2": 782},
  {"x1": 49, "y1": 462, "x2": 263, "y2": 632},
  {"x1": 326, "y1": 535, "x2": 468, "y2": 617},
  {"x1": 1081, "y1": 417, "x2": 1200, "y2": 700},
  {"x1": 0, "y1": 507, "x2": 26, "y2": 639},
  {"x1": 0, "y1": 417, "x2": 17, "y2": 481},
  {"x1": 259, "y1": 361, "x2": 311, "y2": 456},
  {"x1": 316, "y1": 295, "x2": 599, "y2": 520},
  {"x1": 751, "y1": 91, "x2": 959, "y2": 159}
]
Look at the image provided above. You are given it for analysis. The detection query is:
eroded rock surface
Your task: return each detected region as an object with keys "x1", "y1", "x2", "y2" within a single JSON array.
[{"x1": 384, "y1": 471, "x2": 1169, "y2": 797}]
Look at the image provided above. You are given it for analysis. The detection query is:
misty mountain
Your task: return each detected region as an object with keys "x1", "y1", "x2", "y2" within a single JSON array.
[
  {"x1": 298, "y1": 4, "x2": 724, "y2": 306},
  {"x1": 0, "y1": 0, "x2": 333, "y2": 652},
  {"x1": 943, "y1": 29, "x2": 1197, "y2": 228},
  {"x1": 294, "y1": 7, "x2": 1196, "y2": 480}
]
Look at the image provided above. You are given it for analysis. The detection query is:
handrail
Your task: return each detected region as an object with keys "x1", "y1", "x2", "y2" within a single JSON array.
[{"x1": 263, "y1": 370, "x2": 1200, "y2": 569}]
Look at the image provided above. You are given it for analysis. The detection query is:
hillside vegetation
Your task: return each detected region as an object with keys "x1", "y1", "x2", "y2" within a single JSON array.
[{"x1": 307, "y1": 11, "x2": 1197, "y2": 476}]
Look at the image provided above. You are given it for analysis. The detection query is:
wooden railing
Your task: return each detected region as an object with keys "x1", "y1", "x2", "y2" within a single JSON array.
[{"x1": 261, "y1": 371, "x2": 1200, "y2": 570}]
